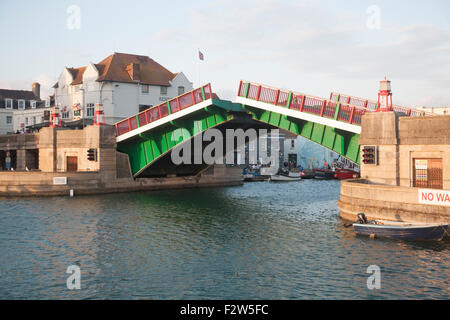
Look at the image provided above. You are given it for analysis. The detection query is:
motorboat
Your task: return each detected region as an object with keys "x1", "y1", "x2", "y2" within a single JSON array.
[{"x1": 352, "y1": 213, "x2": 449, "y2": 241}]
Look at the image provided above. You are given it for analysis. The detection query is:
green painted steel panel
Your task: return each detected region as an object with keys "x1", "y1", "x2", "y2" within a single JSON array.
[
  {"x1": 144, "y1": 140, "x2": 154, "y2": 163},
  {"x1": 333, "y1": 133, "x2": 345, "y2": 155},
  {"x1": 151, "y1": 139, "x2": 161, "y2": 159},
  {"x1": 206, "y1": 114, "x2": 217, "y2": 127},
  {"x1": 259, "y1": 110, "x2": 271, "y2": 123},
  {"x1": 166, "y1": 129, "x2": 177, "y2": 149},
  {"x1": 278, "y1": 115, "x2": 291, "y2": 131},
  {"x1": 322, "y1": 126, "x2": 336, "y2": 150},
  {"x1": 300, "y1": 121, "x2": 313, "y2": 139},
  {"x1": 269, "y1": 112, "x2": 281, "y2": 127},
  {"x1": 311, "y1": 123, "x2": 325, "y2": 144},
  {"x1": 345, "y1": 133, "x2": 360, "y2": 162},
  {"x1": 288, "y1": 120, "x2": 300, "y2": 135},
  {"x1": 159, "y1": 132, "x2": 169, "y2": 154}
]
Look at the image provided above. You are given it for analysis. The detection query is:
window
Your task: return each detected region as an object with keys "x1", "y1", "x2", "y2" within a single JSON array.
[
  {"x1": 41, "y1": 116, "x2": 45, "y2": 123},
  {"x1": 139, "y1": 104, "x2": 152, "y2": 112},
  {"x1": 141, "y1": 84, "x2": 149, "y2": 94},
  {"x1": 291, "y1": 140, "x2": 295, "y2": 148},
  {"x1": 32, "y1": 117, "x2": 36, "y2": 125},
  {"x1": 178, "y1": 86, "x2": 185, "y2": 95},
  {"x1": 31, "y1": 100, "x2": 36, "y2": 109},
  {"x1": 25, "y1": 118, "x2": 29, "y2": 125},
  {"x1": 413, "y1": 158, "x2": 443, "y2": 189},
  {"x1": 5, "y1": 99, "x2": 13, "y2": 109},
  {"x1": 18, "y1": 100, "x2": 25, "y2": 110},
  {"x1": 160, "y1": 86, "x2": 167, "y2": 95},
  {"x1": 62, "y1": 111, "x2": 70, "y2": 119},
  {"x1": 6, "y1": 116, "x2": 12, "y2": 124},
  {"x1": 86, "y1": 103, "x2": 95, "y2": 117}
]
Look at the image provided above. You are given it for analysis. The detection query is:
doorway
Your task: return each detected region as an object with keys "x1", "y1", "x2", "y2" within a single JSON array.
[{"x1": 66, "y1": 156, "x2": 78, "y2": 172}]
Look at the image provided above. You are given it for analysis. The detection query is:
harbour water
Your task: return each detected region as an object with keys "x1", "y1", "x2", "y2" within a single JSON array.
[{"x1": 0, "y1": 180, "x2": 448, "y2": 299}]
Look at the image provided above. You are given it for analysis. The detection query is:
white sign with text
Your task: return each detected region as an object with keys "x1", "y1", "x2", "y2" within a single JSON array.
[
  {"x1": 53, "y1": 177, "x2": 68, "y2": 185},
  {"x1": 418, "y1": 189, "x2": 450, "y2": 207}
]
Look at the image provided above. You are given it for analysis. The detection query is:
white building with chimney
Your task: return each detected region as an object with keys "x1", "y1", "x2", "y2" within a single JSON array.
[
  {"x1": 53, "y1": 52, "x2": 193, "y2": 124},
  {"x1": 0, "y1": 83, "x2": 52, "y2": 134}
]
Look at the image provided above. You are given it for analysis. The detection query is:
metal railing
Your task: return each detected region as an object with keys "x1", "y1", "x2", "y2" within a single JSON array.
[
  {"x1": 115, "y1": 83, "x2": 213, "y2": 137},
  {"x1": 238, "y1": 80, "x2": 368, "y2": 126},
  {"x1": 329, "y1": 92, "x2": 435, "y2": 117}
]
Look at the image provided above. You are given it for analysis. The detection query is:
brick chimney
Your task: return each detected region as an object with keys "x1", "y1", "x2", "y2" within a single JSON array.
[
  {"x1": 32, "y1": 82, "x2": 40, "y2": 99},
  {"x1": 126, "y1": 63, "x2": 141, "y2": 81}
]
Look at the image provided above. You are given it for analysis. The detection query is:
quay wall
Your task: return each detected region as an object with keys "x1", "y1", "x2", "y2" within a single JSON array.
[
  {"x1": 0, "y1": 165, "x2": 243, "y2": 197},
  {"x1": 338, "y1": 180, "x2": 450, "y2": 224}
]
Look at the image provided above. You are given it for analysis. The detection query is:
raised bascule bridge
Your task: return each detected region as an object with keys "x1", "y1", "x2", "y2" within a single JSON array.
[{"x1": 114, "y1": 81, "x2": 434, "y2": 178}]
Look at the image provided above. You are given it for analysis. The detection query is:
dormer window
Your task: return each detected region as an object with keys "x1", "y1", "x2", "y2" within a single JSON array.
[
  {"x1": 18, "y1": 100, "x2": 25, "y2": 110},
  {"x1": 31, "y1": 100, "x2": 37, "y2": 109},
  {"x1": 5, "y1": 98, "x2": 12, "y2": 109}
]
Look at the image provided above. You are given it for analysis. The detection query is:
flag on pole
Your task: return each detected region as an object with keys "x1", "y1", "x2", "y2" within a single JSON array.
[{"x1": 198, "y1": 50, "x2": 204, "y2": 61}]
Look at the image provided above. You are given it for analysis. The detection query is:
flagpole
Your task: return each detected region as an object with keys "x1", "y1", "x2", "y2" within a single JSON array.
[{"x1": 197, "y1": 48, "x2": 200, "y2": 87}]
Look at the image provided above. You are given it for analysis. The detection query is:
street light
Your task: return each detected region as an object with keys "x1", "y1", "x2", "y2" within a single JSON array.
[{"x1": 79, "y1": 88, "x2": 85, "y2": 128}]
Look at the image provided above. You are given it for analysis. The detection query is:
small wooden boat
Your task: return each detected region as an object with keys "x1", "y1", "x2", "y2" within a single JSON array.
[
  {"x1": 269, "y1": 175, "x2": 302, "y2": 182},
  {"x1": 353, "y1": 214, "x2": 449, "y2": 241}
]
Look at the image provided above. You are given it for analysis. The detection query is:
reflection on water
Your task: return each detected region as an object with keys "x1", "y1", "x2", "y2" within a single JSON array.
[{"x1": 0, "y1": 180, "x2": 448, "y2": 299}]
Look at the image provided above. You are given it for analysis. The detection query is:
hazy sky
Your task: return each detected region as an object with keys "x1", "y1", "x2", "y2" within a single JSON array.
[{"x1": 1, "y1": 0, "x2": 449, "y2": 107}]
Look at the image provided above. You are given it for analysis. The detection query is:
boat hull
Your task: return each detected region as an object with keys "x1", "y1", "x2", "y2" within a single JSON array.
[
  {"x1": 353, "y1": 223, "x2": 449, "y2": 241},
  {"x1": 269, "y1": 175, "x2": 302, "y2": 182}
]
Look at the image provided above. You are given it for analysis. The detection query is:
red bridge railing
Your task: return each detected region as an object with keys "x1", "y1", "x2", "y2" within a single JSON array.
[
  {"x1": 238, "y1": 80, "x2": 368, "y2": 126},
  {"x1": 115, "y1": 84, "x2": 213, "y2": 137},
  {"x1": 330, "y1": 92, "x2": 434, "y2": 117}
]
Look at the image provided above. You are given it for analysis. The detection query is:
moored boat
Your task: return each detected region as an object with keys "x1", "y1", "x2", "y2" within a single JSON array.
[
  {"x1": 313, "y1": 169, "x2": 335, "y2": 180},
  {"x1": 300, "y1": 169, "x2": 315, "y2": 179},
  {"x1": 334, "y1": 168, "x2": 360, "y2": 180},
  {"x1": 352, "y1": 214, "x2": 449, "y2": 241},
  {"x1": 269, "y1": 175, "x2": 302, "y2": 182}
]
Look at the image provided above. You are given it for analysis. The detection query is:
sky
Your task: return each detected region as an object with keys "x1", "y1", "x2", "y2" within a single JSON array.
[{"x1": 0, "y1": 0, "x2": 449, "y2": 107}]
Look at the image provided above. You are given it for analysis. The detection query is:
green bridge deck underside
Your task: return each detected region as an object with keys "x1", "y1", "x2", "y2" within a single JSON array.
[{"x1": 117, "y1": 99, "x2": 361, "y2": 177}]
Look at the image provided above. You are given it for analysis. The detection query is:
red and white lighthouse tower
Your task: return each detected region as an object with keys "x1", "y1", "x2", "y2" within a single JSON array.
[
  {"x1": 93, "y1": 104, "x2": 106, "y2": 126},
  {"x1": 377, "y1": 76, "x2": 393, "y2": 112},
  {"x1": 50, "y1": 106, "x2": 62, "y2": 128}
]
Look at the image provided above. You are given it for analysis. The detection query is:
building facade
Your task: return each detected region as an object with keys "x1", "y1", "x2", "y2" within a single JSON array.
[
  {"x1": 54, "y1": 52, "x2": 193, "y2": 124},
  {"x1": 0, "y1": 83, "x2": 51, "y2": 135},
  {"x1": 416, "y1": 106, "x2": 450, "y2": 115}
]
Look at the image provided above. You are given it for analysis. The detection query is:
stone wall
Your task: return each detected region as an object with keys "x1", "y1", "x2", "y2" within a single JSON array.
[
  {"x1": 359, "y1": 113, "x2": 450, "y2": 188},
  {"x1": 338, "y1": 180, "x2": 450, "y2": 224},
  {"x1": 341, "y1": 113, "x2": 450, "y2": 223}
]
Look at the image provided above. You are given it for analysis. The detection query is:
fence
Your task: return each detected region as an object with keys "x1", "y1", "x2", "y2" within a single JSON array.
[
  {"x1": 115, "y1": 84, "x2": 212, "y2": 136},
  {"x1": 238, "y1": 80, "x2": 368, "y2": 126}
]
